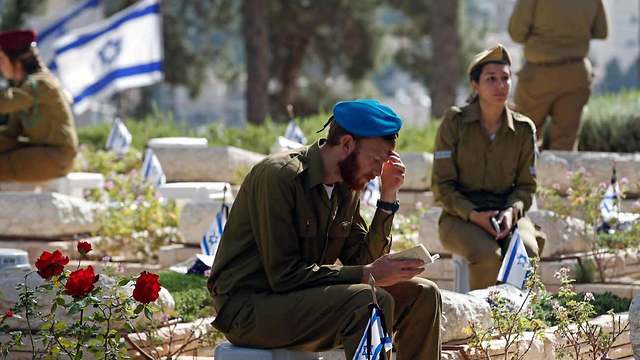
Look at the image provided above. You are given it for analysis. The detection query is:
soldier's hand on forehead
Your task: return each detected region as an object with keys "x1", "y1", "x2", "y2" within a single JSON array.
[
  {"x1": 384, "y1": 151, "x2": 405, "y2": 173},
  {"x1": 380, "y1": 151, "x2": 405, "y2": 198}
]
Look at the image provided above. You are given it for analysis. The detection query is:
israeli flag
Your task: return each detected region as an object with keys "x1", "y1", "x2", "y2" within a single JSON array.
[
  {"x1": 600, "y1": 181, "x2": 621, "y2": 223},
  {"x1": 105, "y1": 117, "x2": 132, "y2": 155},
  {"x1": 497, "y1": 228, "x2": 530, "y2": 290},
  {"x1": 284, "y1": 120, "x2": 306, "y2": 145},
  {"x1": 52, "y1": 0, "x2": 163, "y2": 114},
  {"x1": 198, "y1": 204, "x2": 230, "y2": 267},
  {"x1": 352, "y1": 305, "x2": 392, "y2": 360},
  {"x1": 141, "y1": 148, "x2": 165, "y2": 187},
  {"x1": 361, "y1": 178, "x2": 381, "y2": 207},
  {"x1": 35, "y1": 0, "x2": 104, "y2": 68}
]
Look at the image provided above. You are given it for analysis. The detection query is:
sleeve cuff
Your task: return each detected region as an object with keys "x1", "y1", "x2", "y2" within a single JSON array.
[
  {"x1": 457, "y1": 202, "x2": 477, "y2": 221},
  {"x1": 339, "y1": 265, "x2": 364, "y2": 283}
]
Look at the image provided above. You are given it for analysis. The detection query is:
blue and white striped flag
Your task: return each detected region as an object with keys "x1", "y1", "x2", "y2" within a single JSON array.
[
  {"x1": 198, "y1": 204, "x2": 230, "y2": 267},
  {"x1": 497, "y1": 228, "x2": 530, "y2": 290},
  {"x1": 35, "y1": 0, "x2": 103, "y2": 68},
  {"x1": 352, "y1": 305, "x2": 392, "y2": 360},
  {"x1": 105, "y1": 117, "x2": 132, "y2": 155},
  {"x1": 361, "y1": 177, "x2": 381, "y2": 207},
  {"x1": 141, "y1": 148, "x2": 165, "y2": 187},
  {"x1": 52, "y1": 0, "x2": 163, "y2": 114},
  {"x1": 284, "y1": 120, "x2": 306, "y2": 145},
  {"x1": 600, "y1": 180, "x2": 621, "y2": 223}
]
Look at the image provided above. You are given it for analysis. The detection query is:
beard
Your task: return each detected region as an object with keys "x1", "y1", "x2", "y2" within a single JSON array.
[{"x1": 339, "y1": 149, "x2": 369, "y2": 191}]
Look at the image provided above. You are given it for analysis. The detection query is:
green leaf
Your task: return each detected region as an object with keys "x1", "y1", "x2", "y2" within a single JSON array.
[
  {"x1": 144, "y1": 306, "x2": 153, "y2": 320},
  {"x1": 134, "y1": 304, "x2": 144, "y2": 315}
]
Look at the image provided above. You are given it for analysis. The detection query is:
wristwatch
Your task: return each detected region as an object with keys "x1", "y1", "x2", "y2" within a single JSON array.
[{"x1": 376, "y1": 199, "x2": 400, "y2": 214}]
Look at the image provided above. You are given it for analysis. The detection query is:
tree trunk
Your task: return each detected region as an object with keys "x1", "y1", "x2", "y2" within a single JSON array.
[
  {"x1": 243, "y1": 0, "x2": 270, "y2": 125},
  {"x1": 278, "y1": 31, "x2": 309, "y2": 118},
  {"x1": 429, "y1": 0, "x2": 460, "y2": 118}
]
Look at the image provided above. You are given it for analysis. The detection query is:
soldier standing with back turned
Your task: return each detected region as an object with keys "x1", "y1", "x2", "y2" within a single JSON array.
[{"x1": 509, "y1": 0, "x2": 608, "y2": 150}]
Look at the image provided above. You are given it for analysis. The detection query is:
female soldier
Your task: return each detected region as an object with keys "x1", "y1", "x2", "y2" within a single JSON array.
[
  {"x1": 431, "y1": 44, "x2": 544, "y2": 290},
  {"x1": 0, "y1": 29, "x2": 78, "y2": 182}
]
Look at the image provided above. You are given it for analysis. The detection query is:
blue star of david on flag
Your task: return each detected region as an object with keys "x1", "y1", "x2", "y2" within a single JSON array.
[{"x1": 98, "y1": 38, "x2": 122, "y2": 65}]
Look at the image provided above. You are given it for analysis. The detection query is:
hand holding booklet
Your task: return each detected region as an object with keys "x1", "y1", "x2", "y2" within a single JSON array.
[{"x1": 388, "y1": 244, "x2": 440, "y2": 264}]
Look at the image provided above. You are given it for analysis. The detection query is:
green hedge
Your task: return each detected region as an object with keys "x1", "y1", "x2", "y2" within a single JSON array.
[
  {"x1": 579, "y1": 90, "x2": 640, "y2": 152},
  {"x1": 78, "y1": 112, "x2": 440, "y2": 154},
  {"x1": 78, "y1": 90, "x2": 639, "y2": 155},
  {"x1": 78, "y1": 113, "x2": 192, "y2": 151}
]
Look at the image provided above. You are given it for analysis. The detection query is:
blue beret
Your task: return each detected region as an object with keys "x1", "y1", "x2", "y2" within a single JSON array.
[{"x1": 332, "y1": 99, "x2": 402, "y2": 137}]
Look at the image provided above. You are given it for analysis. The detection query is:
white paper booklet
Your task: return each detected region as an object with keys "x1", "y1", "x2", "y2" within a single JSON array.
[{"x1": 388, "y1": 244, "x2": 440, "y2": 264}]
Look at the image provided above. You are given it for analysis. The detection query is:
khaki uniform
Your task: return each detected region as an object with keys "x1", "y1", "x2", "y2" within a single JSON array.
[
  {"x1": 510, "y1": 0, "x2": 608, "y2": 150},
  {"x1": 0, "y1": 70, "x2": 78, "y2": 182},
  {"x1": 208, "y1": 140, "x2": 441, "y2": 359},
  {"x1": 432, "y1": 102, "x2": 544, "y2": 290}
]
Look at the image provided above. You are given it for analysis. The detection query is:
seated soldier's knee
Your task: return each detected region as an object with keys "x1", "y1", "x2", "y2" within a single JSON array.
[
  {"x1": 375, "y1": 288, "x2": 395, "y2": 313},
  {"x1": 350, "y1": 285, "x2": 394, "y2": 311},
  {"x1": 468, "y1": 251, "x2": 501, "y2": 267},
  {"x1": 415, "y1": 279, "x2": 441, "y2": 306}
]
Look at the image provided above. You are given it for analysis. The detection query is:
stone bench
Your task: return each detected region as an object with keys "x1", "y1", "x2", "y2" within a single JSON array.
[
  {"x1": 214, "y1": 342, "x2": 322, "y2": 360},
  {"x1": 0, "y1": 192, "x2": 99, "y2": 238},
  {"x1": 153, "y1": 146, "x2": 266, "y2": 183},
  {"x1": 147, "y1": 137, "x2": 208, "y2": 149},
  {"x1": 156, "y1": 182, "x2": 232, "y2": 201},
  {"x1": 46, "y1": 172, "x2": 104, "y2": 197},
  {"x1": 0, "y1": 172, "x2": 104, "y2": 198},
  {"x1": 178, "y1": 199, "x2": 234, "y2": 245}
]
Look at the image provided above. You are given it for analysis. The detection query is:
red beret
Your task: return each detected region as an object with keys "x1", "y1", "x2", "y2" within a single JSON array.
[{"x1": 0, "y1": 30, "x2": 37, "y2": 56}]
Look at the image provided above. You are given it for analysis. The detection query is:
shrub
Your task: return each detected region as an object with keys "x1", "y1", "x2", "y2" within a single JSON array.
[
  {"x1": 158, "y1": 271, "x2": 214, "y2": 322},
  {"x1": 73, "y1": 146, "x2": 142, "y2": 176},
  {"x1": 90, "y1": 173, "x2": 181, "y2": 262},
  {"x1": 579, "y1": 90, "x2": 640, "y2": 152}
]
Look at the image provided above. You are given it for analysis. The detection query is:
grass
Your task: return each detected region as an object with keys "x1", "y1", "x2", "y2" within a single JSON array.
[{"x1": 159, "y1": 271, "x2": 214, "y2": 322}]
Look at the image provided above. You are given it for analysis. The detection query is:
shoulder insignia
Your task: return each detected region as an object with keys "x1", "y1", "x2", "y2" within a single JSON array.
[{"x1": 443, "y1": 106, "x2": 462, "y2": 121}]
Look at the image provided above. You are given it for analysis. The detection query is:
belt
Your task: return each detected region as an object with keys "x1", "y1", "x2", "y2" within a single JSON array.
[{"x1": 527, "y1": 57, "x2": 584, "y2": 67}]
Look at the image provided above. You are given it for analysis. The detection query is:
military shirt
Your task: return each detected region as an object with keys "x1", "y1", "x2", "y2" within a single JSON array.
[
  {"x1": 208, "y1": 140, "x2": 394, "y2": 300},
  {"x1": 431, "y1": 101, "x2": 537, "y2": 221},
  {"x1": 509, "y1": 0, "x2": 608, "y2": 63},
  {"x1": 0, "y1": 70, "x2": 78, "y2": 153}
]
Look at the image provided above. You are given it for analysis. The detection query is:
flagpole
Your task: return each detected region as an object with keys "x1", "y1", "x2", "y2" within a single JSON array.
[
  {"x1": 368, "y1": 275, "x2": 392, "y2": 360},
  {"x1": 287, "y1": 103, "x2": 295, "y2": 122}
]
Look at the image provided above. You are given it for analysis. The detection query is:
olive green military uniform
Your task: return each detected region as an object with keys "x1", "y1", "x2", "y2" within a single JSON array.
[
  {"x1": 510, "y1": 0, "x2": 608, "y2": 150},
  {"x1": 432, "y1": 102, "x2": 545, "y2": 290},
  {"x1": 208, "y1": 140, "x2": 441, "y2": 360},
  {"x1": 0, "y1": 70, "x2": 78, "y2": 182}
]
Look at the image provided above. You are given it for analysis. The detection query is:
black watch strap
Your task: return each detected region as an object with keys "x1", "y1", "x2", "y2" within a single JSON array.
[{"x1": 376, "y1": 199, "x2": 400, "y2": 213}]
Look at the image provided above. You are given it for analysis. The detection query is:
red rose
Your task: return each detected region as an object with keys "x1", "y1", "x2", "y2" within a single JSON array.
[
  {"x1": 35, "y1": 250, "x2": 69, "y2": 279},
  {"x1": 4, "y1": 310, "x2": 13, "y2": 318},
  {"x1": 77, "y1": 241, "x2": 92, "y2": 255},
  {"x1": 65, "y1": 266, "x2": 98, "y2": 299},
  {"x1": 133, "y1": 271, "x2": 160, "y2": 304}
]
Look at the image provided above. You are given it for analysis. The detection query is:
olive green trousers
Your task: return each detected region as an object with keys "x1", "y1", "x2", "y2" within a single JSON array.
[
  {"x1": 439, "y1": 212, "x2": 545, "y2": 290},
  {"x1": 0, "y1": 145, "x2": 75, "y2": 182},
  {"x1": 514, "y1": 59, "x2": 592, "y2": 151},
  {"x1": 214, "y1": 278, "x2": 442, "y2": 360}
]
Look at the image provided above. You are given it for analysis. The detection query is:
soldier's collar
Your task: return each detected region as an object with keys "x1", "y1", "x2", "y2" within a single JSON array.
[
  {"x1": 302, "y1": 139, "x2": 326, "y2": 190},
  {"x1": 462, "y1": 101, "x2": 515, "y2": 132},
  {"x1": 504, "y1": 107, "x2": 516, "y2": 132}
]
